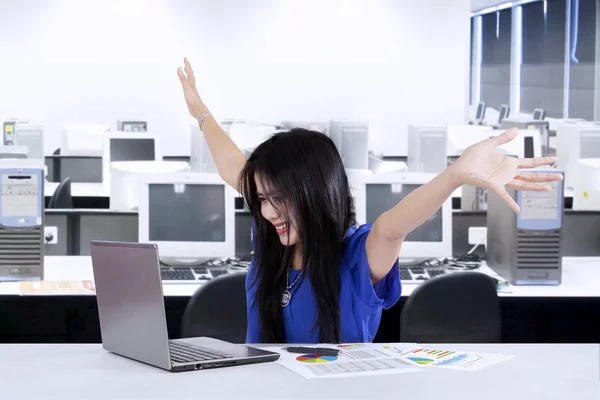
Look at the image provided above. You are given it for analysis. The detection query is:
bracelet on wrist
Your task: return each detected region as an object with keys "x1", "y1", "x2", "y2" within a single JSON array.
[{"x1": 198, "y1": 111, "x2": 212, "y2": 129}]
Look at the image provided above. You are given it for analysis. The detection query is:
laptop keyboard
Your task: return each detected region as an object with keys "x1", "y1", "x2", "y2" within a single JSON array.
[{"x1": 169, "y1": 341, "x2": 234, "y2": 364}]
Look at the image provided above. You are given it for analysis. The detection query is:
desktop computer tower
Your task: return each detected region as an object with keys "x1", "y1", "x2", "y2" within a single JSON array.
[
  {"x1": 329, "y1": 121, "x2": 369, "y2": 170},
  {"x1": 0, "y1": 167, "x2": 45, "y2": 281},
  {"x1": 461, "y1": 186, "x2": 488, "y2": 211},
  {"x1": 190, "y1": 124, "x2": 218, "y2": 173},
  {"x1": 407, "y1": 125, "x2": 447, "y2": 174},
  {"x1": 4, "y1": 123, "x2": 45, "y2": 160},
  {"x1": 486, "y1": 169, "x2": 564, "y2": 285}
]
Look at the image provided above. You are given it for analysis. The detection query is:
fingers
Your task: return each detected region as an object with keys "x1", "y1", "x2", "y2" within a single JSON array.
[
  {"x1": 517, "y1": 155, "x2": 558, "y2": 168},
  {"x1": 493, "y1": 186, "x2": 520, "y2": 213},
  {"x1": 507, "y1": 180, "x2": 552, "y2": 192},
  {"x1": 184, "y1": 57, "x2": 195, "y2": 83},
  {"x1": 514, "y1": 171, "x2": 564, "y2": 183},
  {"x1": 177, "y1": 67, "x2": 186, "y2": 85},
  {"x1": 488, "y1": 128, "x2": 518, "y2": 147}
]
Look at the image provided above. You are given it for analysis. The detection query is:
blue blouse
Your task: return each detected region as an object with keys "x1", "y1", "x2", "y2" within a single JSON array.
[{"x1": 245, "y1": 224, "x2": 402, "y2": 343}]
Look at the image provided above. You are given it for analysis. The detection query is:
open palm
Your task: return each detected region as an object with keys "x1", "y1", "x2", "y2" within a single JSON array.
[
  {"x1": 452, "y1": 128, "x2": 563, "y2": 213},
  {"x1": 177, "y1": 58, "x2": 208, "y2": 120}
]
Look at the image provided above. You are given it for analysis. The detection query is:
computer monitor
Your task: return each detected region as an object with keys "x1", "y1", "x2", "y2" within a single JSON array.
[
  {"x1": 498, "y1": 105, "x2": 510, "y2": 124},
  {"x1": 573, "y1": 159, "x2": 600, "y2": 211},
  {"x1": 344, "y1": 168, "x2": 371, "y2": 223},
  {"x1": 102, "y1": 131, "x2": 161, "y2": 190},
  {"x1": 138, "y1": 172, "x2": 235, "y2": 263},
  {"x1": 190, "y1": 123, "x2": 218, "y2": 173},
  {"x1": 475, "y1": 102, "x2": 486, "y2": 124},
  {"x1": 501, "y1": 119, "x2": 550, "y2": 154},
  {"x1": 61, "y1": 123, "x2": 110, "y2": 156},
  {"x1": 407, "y1": 125, "x2": 447, "y2": 174},
  {"x1": 110, "y1": 161, "x2": 190, "y2": 210},
  {"x1": 532, "y1": 108, "x2": 545, "y2": 121},
  {"x1": 329, "y1": 121, "x2": 369, "y2": 170},
  {"x1": 556, "y1": 122, "x2": 600, "y2": 189},
  {"x1": 354, "y1": 172, "x2": 452, "y2": 261},
  {"x1": 522, "y1": 129, "x2": 541, "y2": 158},
  {"x1": 485, "y1": 129, "x2": 541, "y2": 159}
]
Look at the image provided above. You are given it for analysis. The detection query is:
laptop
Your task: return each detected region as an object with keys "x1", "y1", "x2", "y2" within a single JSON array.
[{"x1": 90, "y1": 240, "x2": 280, "y2": 372}]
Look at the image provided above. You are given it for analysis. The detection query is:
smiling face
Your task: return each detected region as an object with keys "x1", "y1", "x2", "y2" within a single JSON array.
[{"x1": 255, "y1": 176, "x2": 299, "y2": 247}]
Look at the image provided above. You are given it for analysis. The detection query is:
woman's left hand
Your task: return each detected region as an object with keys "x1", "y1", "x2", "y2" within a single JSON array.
[{"x1": 450, "y1": 128, "x2": 563, "y2": 213}]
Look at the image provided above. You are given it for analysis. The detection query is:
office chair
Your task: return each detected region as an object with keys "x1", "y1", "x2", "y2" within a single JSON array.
[
  {"x1": 400, "y1": 272, "x2": 501, "y2": 343},
  {"x1": 47, "y1": 177, "x2": 73, "y2": 208},
  {"x1": 181, "y1": 272, "x2": 248, "y2": 343}
]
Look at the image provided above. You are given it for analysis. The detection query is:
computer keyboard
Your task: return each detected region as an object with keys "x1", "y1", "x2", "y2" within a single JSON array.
[
  {"x1": 169, "y1": 341, "x2": 233, "y2": 363},
  {"x1": 400, "y1": 266, "x2": 448, "y2": 283},
  {"x1": 161, "y1": 267, "x2": 195, "y2": 281},
  {"x1": 160, "y1": 266, "x2": 232, "y2": 283}
]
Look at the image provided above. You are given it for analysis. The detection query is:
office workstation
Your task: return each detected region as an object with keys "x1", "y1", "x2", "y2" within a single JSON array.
[{"x1": 2, "y1": 0, "x2": 600, "y2": 397}]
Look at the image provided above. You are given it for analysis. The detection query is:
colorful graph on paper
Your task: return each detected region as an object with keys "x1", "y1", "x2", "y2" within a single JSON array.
[
  {"x1": 391, "y1": 347, "x2": 515, "y2": 371},
  {"x1": 296, "y1": 354, "x2": 338, "y2": 363},
  {"x1": 404, "y1": 348, "x2": 457, "y2": 365},
  {"x1": 433, "y1": 352, "x2": 515, "y2": 371}
]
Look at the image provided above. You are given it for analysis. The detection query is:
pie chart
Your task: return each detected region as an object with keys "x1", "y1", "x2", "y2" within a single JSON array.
[{"x1": 296, "y1": 354, "x2": 338, "y2": 363}]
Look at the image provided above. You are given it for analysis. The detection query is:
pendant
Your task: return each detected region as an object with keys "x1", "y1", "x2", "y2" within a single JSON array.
[{"x1": 281, "y1": 290, "x2": 291, "y2": 307}]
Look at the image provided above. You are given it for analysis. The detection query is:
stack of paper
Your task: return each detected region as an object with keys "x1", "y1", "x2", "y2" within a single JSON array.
[
  {"x1": 268, "y1": 343, "x2": 515, "y2": 379},
  {"x1": 269, "y1": 343, "x2": 421, "y2": 380},
  {"x1": 379, "y1": 345, "x2": 515, "y2": 371}
]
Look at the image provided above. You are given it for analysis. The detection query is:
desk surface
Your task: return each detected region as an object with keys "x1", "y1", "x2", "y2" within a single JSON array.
[
  {"x1": 1, "y1": 256, "x2": 599, "y2": 298},
  {"x1": 1, "y1": 342, "x2": 598, "y2": 399}
]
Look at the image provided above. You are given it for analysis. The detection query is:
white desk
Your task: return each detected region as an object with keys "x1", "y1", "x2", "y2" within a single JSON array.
[
  {"x1": 42, "y1": 182, "x2": 576, "y2": 204},
  {"x1": 1, "y1": 343, "x2": 598, "y2": 399},
  {"x1": 45, "y1": 182, "x2": 107, "y2": 197},
  {"x1": 1, "y1": 256, "x2": 599, "y2": 298}
]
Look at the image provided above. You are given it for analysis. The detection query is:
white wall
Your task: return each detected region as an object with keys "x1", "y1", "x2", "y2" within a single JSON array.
[{"x1": 0, "y1": 0, "x2": 471, "y2": 157}]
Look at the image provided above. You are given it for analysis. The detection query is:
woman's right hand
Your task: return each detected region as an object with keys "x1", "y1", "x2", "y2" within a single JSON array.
[{"x1": 177, "y1": 58, "x2": 209, "y2": 119}]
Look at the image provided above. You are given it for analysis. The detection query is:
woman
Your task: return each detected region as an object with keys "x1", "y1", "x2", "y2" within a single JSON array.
[{"x1": 177, "y1": 58, "x2": 561, "y2": 344}]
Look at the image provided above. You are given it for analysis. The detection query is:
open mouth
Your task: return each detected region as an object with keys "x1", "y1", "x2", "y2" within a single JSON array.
[{"x1": 274, "y1": 223, "x2": 289, "y2": 235}]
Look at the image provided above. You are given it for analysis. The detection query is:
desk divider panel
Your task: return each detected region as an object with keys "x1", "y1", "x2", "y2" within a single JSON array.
[{"x1": 41, "y1": 210, "x2": 600, "y2": 257}]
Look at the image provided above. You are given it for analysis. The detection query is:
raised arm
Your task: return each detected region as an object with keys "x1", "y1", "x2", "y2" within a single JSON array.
[
  {"x1": 365, "y1": 128, "x2": 563, "y2": 283},
  {"x1": 177, "y1": 58, "x2": 246, "y2": 191}
]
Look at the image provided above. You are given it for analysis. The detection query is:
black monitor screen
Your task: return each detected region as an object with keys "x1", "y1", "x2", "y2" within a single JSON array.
[
  {"x1": 366, "y1": 184, "x2": 442, "y2": 242},
  {"x1": 476, "y1": 102, "x2": 485, "y2": 120},
  {"x1": 524, "y1": 136, "x2": 534, "y2": 158},
  {"x1": 148, "y1": 183, "x2": 226, "y2": 242},
  {"x1": 498, "y1": 106, "x2": 509, "y2": 123},
  {"x1": 110, "y1": 138, "x2": 155, "y2": 162}
]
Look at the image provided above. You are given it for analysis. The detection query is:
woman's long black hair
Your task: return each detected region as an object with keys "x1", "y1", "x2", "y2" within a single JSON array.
[{"x1": 239, "y1": 128, "x2": 354, "y2": 343}]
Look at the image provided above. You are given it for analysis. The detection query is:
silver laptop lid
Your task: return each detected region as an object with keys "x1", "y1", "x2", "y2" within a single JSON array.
[{"x1": 90, "y1": 241, "x2": 172, "y2": 370}]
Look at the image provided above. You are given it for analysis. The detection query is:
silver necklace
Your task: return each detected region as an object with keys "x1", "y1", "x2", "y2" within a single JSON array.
[{"x1": 281, "y1": 268, "x2": 303, "y2": 307}]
